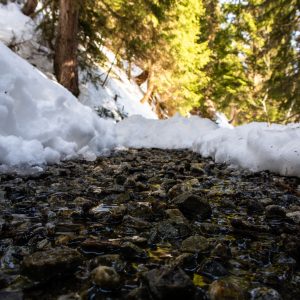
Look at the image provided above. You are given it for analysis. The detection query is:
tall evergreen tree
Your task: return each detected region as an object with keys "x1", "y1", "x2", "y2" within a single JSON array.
[{"x1": 200, "y1": 0, "x2": 299, "y2": 123}]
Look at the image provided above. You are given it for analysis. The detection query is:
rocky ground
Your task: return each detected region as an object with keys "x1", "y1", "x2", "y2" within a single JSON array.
[{"x1": 0, "y1": 149, "x2": 300, "y2": 300}]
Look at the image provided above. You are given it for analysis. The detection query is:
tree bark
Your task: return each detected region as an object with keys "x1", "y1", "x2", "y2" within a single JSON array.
[
  {"x1": 22, "y1": 0, "x2": 38, "y2": 17},
  {"x1": 140, "y1": 65, "x2": 155, "y2": 104},
  {"x1": 54, "y1": 0, "x2": 80, "y2": 96}
]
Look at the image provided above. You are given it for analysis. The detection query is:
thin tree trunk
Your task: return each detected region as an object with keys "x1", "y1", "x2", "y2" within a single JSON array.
[
  {"x1": 54, "y1": 0, "x2": 80, "y2": 96},
  {"x1": 22, "y1": 0, "x2": 38, "y2": 17},
  {"x1": 140, "y1": 65, "x2": 154, "y2": 104}
]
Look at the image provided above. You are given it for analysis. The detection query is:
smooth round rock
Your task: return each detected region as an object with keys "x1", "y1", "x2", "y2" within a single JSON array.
[{"x1": 91, "y1": 266, "x2": 120, "y2": 289}]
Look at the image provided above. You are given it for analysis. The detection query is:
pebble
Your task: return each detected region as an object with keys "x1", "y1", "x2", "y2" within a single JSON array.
[
  {"x1": 172, "y1": 193, "x2": 212, "y2": 220},
  {"x1": 0, "y1": 148, "x2": 299, "y2": 299},
  {"x1": 91, "y1": 266, "x2": 120, "y2": 289},
  {"x1": 181, "y1": 235, "x2": 209, "y2": 253}
]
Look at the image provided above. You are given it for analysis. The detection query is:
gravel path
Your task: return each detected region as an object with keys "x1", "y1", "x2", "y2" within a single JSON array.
[{"x1": 0, "y1": 149, "x2": 300, "y2": 299}]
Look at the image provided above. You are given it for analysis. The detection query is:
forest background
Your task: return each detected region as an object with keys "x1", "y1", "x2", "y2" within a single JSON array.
[{"x1": 4, "y1": 0, "x2": 300, "y2": 124}]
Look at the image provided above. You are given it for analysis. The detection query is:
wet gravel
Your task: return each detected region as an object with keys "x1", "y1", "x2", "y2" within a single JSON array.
[{"x1": 0, "y1": 148, "x2": 300, "y2": 300}]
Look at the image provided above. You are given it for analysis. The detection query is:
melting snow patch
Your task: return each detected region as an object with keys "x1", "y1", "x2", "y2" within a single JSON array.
[{"x1": 0, "y1": 40, "x2": 299, "y2": 177}]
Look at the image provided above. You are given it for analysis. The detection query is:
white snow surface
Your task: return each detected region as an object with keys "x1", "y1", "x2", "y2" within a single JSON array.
[
  {"x1": 193, "y1": 123, "x2": 300, "y2": 177},
  {"x1": 78, "y1": 47, "x2": 157, "y2": 120},
  {"x1": 0, "y1": 3, "x2": 157, "y2": 120},
  {"x1": 116, "y1": 115, "x2": 218, "y2": 149},
  {"x1": 0, "y1": 2, "x2": 34, "y2": 44},
  {"x1": 0, "y1": 41, "x2": 300, "y2": 177},
  {"x1": 0, "y1": 42, "x2": 115, "y2": 166},
  {"x1": 0, "y1": 4, "x2": 300, "y2": 177}
]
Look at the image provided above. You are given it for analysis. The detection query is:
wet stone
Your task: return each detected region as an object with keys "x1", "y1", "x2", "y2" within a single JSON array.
[
  {"x1": 181, "y1": 235, "x2": 209, "y2": 253},
  {"x1": 172, "y1": 193, "x2": 212, "y2": 221},
  {"x1": 21, "y1": 247, "x2": 82, "y2": 281},
  {"x1": 122, "y1": 215, "x2": 151, "y2": 230},
  {"x1": 0, "y1": 148, "x2": 299, "y2": 299},
  {"x1": 249, "y1": 287, "x2": 282, "y2": 300},
  {"x1": 286, "y1": 211, "x2": 300, "y2": 224},
  {"x1": 197, "y1": 258, "x2": 228, "y2": 279},
  {"x1": 209, "y1": 277, "x2": 246, "y2": 300},
  {"x1": 149, "y1": 220, "x2": 191, "y2": 243},
  {"x1": 142, "y1": 266, "x2": 195, "y2": 299},
  {"x1": 120, "y1": 242, "x2": 147, "y2": 260},
  {"x1": 265, "y1": 205, "x2": 286, "y2": 219},
  {"x1": 91, "y1": 266, "x2": 120, "y2": 289}
]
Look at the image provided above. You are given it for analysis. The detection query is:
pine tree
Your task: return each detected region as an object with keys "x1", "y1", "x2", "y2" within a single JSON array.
[{"x1": 200, "y1": 0, "x2": 299, "y2": 124}]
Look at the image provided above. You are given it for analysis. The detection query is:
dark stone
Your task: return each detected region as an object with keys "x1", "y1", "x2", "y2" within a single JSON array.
[
  {"x1": 149, "y1": 220, "x2": 191, "y2": 243},
  {"x1": 197, "y1": 258, "x2": 228, "y2": 279},
  {"x1": 126, "y1": 286, "x2": 152, "y2": 300},
  {"x1": 21, "y1": 247, "x2": 82, "y2": 281},
  {"x1": 172, "y1": 193, "x2": 212, "y2": 221},
  {"x1": 190, "y1": 163, "x2": 205, "y2": 175},
  {"x1": 122, "y1": 215, "x2": 151, "y2": 230},
  {"x1": 91, "y1": 266, "x2": 120, "y2": 289},
  {"x1": 265, "y1": 205, "x2": 286, "y2": 219},
  {"x1": 209, "y1": 278, "x2": 246, "y2": 300},
  {"x1": 121, "y1": 242, "x2": 147, "y2": 260},
  {"x1": 142, "y1": 266, "x2": 195, "y2": 299},
  {"x1": 211, "y1": 243, "x2": 232, "y2": 259},
  {"x1": 115, "y1": 174, "x2": 127, "y2": 185},
  {"x1": 246, "y1": 199, "x2": 264, "y2": 214},
  {"x1": 249, "y1": 287, "x2": 282, "y2": 300},
  {"x1": 173, "y1": 253, "x2": 197, "y2": 272},
  {"x1": 181, "y1": 235, "x2": 209, "y2": 253},
  {"x1": 0, "y1": 291, "x2": 23, "y2": 300},
  {"x1": 81, "y1": 239, "x2": 121, "y2": 254}
]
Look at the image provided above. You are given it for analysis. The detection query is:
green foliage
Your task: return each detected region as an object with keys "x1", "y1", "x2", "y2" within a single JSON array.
[
  {"x1": 199, "y1": 0, "x2": 300, "y2": 124},
  {"x1": 33, "y1": 0, "x2": 299, "y2": 122}
]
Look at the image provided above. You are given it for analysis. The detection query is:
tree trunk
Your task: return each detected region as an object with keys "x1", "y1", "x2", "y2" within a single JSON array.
[
  {"x1": 140, "y1": 65, "x2": 155, "y2": 104},
  {"x1": 54, "y1": 0, "x2": 80, "y2": 97},
  {"x1": 22, "y1": 0, "x2": 38, "y2": 17}
]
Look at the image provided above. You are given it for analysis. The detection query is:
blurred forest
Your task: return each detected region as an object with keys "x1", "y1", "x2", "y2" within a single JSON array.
[{"x1": 8, "y1": 0, "x2": 300, "y2": 124}]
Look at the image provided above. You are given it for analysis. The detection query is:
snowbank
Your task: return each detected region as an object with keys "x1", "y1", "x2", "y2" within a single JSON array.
[
  {"x1": 79, "y1": 64, "x2": 157, "y2": 120},
  {"x1": 0, "y1": 40, "x2": 299, "y2": 177},
  {"x1": 193, "y1": 123, "x2": 300, "y2": 177},
  {"x1": 0, "y1": 2, "x2": 34, "y2": 44},
  {"x1": 0, "y1": 42, "x2": 115, "y2": 166},
  {"x1": 0, "y1": 3, "x2": 156, "y2": 120},
  {"x1": 79, "y1": 47, "x2": 157, "y2": 120},
  {"x1": 116, "y1": 115, "x2": 218, "y2": 149},
  {"x1": 114, "y1": 116, "x2": 300, "y2": 177},
  {"x1": 0, "y1": 5, "x2": 299, "y2": 177}
]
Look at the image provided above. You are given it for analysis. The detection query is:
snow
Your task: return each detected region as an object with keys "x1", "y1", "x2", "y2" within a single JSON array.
[
  {"x1": 116, "y1": 115, "x2": 218, "y2": 149},
  {"x1": 0, "y1": 2, "x2": 34, "y2": 44},
  {"x1": 0, "y1": 41, "x2": 300, "y2": 177},
  {"x1": 215, "y1": 112, "x2": 234, "y2": 129},
  {"x1": 193, "y1": 123, "x2": 300, "y2": 177},
  {"x1": 0, "y1": 42, "x2": 115, "y2": 166},
  {"x1": 0, "y1": 4, "x2": 299, "y2": 178},
  {"x1": 114, "y1": 116, "x2": 300, "y2": 177},
  {"x1": 79, "y1": 46, "x2": 157, "y2": 120},
  {"x1": 79, "y1": 64, "x2": 157, "y2": 120},
  {"x1": 0, "y1": 2, "x2": 156, "y2": 120}
]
